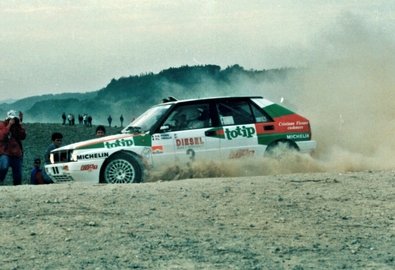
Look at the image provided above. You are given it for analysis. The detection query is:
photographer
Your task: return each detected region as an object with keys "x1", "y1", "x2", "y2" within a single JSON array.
[{"x1": 0, "y1": 110, "x2": 26, "y2": 185}]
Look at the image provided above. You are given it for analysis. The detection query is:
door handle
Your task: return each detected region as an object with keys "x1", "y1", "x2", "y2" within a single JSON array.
[
  {"x1": 264, "y1": 125, "x2": 274, "y2": 131},
  {"x1": 205, "y1": 130, "x2": 216, "y2": 136}
]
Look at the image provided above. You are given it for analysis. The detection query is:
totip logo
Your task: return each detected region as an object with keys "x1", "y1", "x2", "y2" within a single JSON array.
[
  {"x1": 225, "y1": 126, "x2": 255, "y2": 140},
  {"x1": 104, "y1": 138, "x2": 134, "y2": 148}
]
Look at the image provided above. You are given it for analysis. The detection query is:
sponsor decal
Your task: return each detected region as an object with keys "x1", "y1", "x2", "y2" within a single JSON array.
[
  {"x1": 176, "y1": 137, "x2": 204, "y2": 148},
  {"x1": 81, "y1": 164, "x2": 98, "y2": 171},
  {"x1": 286, "y1": 133, "x2": 310, "y2": 140},
  {"x1": 279, "y1": 121, "x2": 308, "y2": 131},
  {"x1": 160, "y1": 134, "x2": 172, "y2": 140},
  {"x1": 104, "y1": 138, "x2": 134, "y2": 148},
  {"x1": 229, "y1": 149, "x2": 255, "y2": 159},
  {"x1": 224, "y1": 126, "x2": 255, "y2": 140},
  {"x1": 152, "y1": 145, "x2": 164, "y2": 154},
  {"x1": 153, "y1": 133, "x2": 172, "y2": 140},
  {"x1": 77, "y1": 152, "x2": 109, "y2": 160}
]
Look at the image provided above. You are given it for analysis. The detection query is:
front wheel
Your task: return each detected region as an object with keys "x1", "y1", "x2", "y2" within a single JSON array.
[{"x1": 100, "y1": 152, "x2": 143, "y2": 184}]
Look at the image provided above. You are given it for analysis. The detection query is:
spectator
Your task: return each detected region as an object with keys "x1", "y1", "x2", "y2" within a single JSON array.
[
  {"x1": 45, "y1": 132, "x2": 63, "y2": 164},
  {"x1": 62, "y1": 112, "x2": 66, "y2": 125},
  {"x1": 67, "y1": 113, "x2": 73, "y2": 125},
  {"x1": 120, "y1": 114, "x2": 124, "y2": 127},
  {"x1": 87, "y1": 115, "x2": 92, "y2": 127},
  {"x1": 78, "y1": 114, "x2": 83, "y2": 125},
  {"x1": 95, "y1": 125, "x2": 106, "y2": 137},
  {"x1": 30, "y1": 157, "x2": 52, "y2": 184},
  {"x1": 107, "y1": 115, "x2": 112, "y2": 127},
  {"x1": 0, "y1": 110, "x2": 26, "y2": 185},
  {"x1": 83, "y1": 114, "x2": 88, "y2": 126}
]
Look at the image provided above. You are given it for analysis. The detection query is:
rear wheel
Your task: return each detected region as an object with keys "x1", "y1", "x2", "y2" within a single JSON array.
[
  {"x1": 100, "y1": 152, "x2": 143, "y2": 183},
  {"x1": 265, "y1": 140, "x2": 299, "y2": 159}
]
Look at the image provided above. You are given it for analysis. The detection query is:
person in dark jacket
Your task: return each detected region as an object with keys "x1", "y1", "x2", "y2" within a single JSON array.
[
  {"x1": 0, "y1": 110, "x2": 26, "y2": 185},
  {"x1": 31, "y1": 157, "x2": 52, "y2": 184},
  {"x1": 95, "y1": 125, "x2": 106, "y2": 137},
  {"x1": 45, "y1": 132, "x2": 63, "y2": 164}
]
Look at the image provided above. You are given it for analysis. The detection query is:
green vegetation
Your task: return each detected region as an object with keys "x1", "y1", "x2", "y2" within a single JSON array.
[{"x1": 0, "y1": 65, "x2": 292, "y2": 125}]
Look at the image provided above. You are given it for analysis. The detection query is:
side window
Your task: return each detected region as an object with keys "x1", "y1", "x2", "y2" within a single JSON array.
[
  {"x1": 162, "y1": 103, "x2": 211, "y2": 131},
  {"x1": 251, "y1": 103, "x2": 271, "y2": 122},
  {"x1": 216, "y1": 100, "x2": 254, "y2": 125}
]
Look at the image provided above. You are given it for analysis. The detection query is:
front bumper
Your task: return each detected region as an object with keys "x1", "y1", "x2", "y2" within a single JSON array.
[
  {"x1": 295, "y1": 140, "x2": 317, "y2": 154},
  {"x1": 45, "y1": 161, "x2": 102, "y2": 184}
]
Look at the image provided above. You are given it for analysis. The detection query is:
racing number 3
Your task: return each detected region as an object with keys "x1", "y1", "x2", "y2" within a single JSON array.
[{"x1": 186, "y1": 149, "x2": 195, "y2": 161}]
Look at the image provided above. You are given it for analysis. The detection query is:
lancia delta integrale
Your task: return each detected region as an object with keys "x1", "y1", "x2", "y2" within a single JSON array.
[{"x1": 45, "y1": 96, "x2": 316, "y2": 183}]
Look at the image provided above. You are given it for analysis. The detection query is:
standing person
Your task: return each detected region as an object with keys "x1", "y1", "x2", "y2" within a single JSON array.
[
  {"x1": 95, "y1": 125, "x2": 106, "y2": 137},
  {"x1": 67, "y1": 113, "x2": 72, "y2": 125},
  {"x1": 45, "y1": 132, "x2": 63, "y2": 164},
  {"x1": 30, "y1": 157, "x2": 52, "y2": 184},
  {"x1": 78, "y1": 114, "x2": 83, "y2": 125},
  {"x1": 0, "y1": 110, "x2": 26, "y2": 185},
  {"x1": 120, "y1": 114, "x2": 124, "y2": 127},
  {"x1": 87, "y1": 115, "x2": 92, "y2": 127},
  {"x1": 62, "y1": 112, "x2": 66, "y2": 125},
  {"x1": 107, "y1": 115, "x2": 112, "y2": 127}
]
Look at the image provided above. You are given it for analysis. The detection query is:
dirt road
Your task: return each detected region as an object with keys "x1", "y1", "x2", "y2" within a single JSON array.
[{"x1": 0, "y1": 170, "x2": 394, "y2": 269}]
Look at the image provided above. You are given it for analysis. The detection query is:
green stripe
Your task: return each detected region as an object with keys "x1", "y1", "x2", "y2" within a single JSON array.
[
  {"x1": 77, "y1": 143, "x2": 105, "y2": 150},
  {"x1": 257, "y1": 134, "x2": 285, "y2": 145},
  {"x1": 133, "y1": 134, "x2": 152, "y2": 147},
  {"x1": 257, "y1": 133, "x2": 310, "y2": 145},
  {"x1": 264, "y1": 104, "x2": 294, "y2": 118}
]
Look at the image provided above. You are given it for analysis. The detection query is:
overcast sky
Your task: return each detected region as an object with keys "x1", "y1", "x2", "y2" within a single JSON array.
[{"x1": 0, "y1": 0, "x2": 394, "y2": 101}]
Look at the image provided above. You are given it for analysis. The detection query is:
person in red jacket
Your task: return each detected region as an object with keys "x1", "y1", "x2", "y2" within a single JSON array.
[{"x1": 0, "y1": 110, "x2": 26, "y2": 185}]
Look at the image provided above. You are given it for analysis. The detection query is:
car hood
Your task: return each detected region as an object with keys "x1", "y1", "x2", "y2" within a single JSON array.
[{"x1": 54, "y1": 133, "x2": 149, "y2": 151}]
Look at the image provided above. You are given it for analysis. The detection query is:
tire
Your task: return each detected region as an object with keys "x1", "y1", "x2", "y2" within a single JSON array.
[
  {"x1": 265, "y1": 140, "x2": 299, "y2": 159},
  {"x1": 100, "y1": 152, "x2": 143, "y2": 184}
]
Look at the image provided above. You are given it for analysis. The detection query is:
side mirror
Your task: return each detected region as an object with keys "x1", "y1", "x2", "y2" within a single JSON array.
[{"x1": 160, "y1": 125, "x2": 171, "y2": 132}]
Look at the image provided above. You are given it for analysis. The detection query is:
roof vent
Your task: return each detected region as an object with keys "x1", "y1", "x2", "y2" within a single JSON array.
[{"x1": 162, "y1": 96, "x2": 178, "y2": 103}]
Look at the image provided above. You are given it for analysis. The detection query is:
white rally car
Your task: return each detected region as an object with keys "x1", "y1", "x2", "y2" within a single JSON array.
[{"x1": 45, "y1": 96, "x2": 316, "y2": 184}]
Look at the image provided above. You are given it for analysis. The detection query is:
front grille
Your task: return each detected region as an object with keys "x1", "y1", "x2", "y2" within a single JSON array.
[
  {"x1": 52, "y1": 175, "x2": 74, "y2": 182},
  {"x1": 52, "y1": 150, "x2": 74, "y2": 163}
]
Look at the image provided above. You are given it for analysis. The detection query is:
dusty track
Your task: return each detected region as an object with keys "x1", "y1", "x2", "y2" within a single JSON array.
[{"x1": 1, "y1": 170, "x2": 394, "y2": 269}]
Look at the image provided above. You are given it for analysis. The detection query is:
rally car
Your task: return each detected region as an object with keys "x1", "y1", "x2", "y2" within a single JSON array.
[{"x1": 45, "y1": 96, "x2": 316, "y2": 184}]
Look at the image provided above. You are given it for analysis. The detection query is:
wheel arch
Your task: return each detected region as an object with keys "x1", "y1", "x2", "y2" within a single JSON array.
[
  {"x1": 265, "y1": 139, "x2": 300, "y2": 154},
  {"x1": 99, "y1": 150, "x2": 144, "y2": 183}
]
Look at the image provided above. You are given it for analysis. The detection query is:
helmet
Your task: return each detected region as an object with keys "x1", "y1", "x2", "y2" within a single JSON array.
[
  {"x1": 7, "y1": 110, "x2": 18, "y2": 119},
  {"x1": 185, "y1": 108, "x2": 202, "y2": 121}
]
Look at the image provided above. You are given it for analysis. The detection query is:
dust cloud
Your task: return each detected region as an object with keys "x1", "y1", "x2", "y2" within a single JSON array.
[
  {"x1": 152, "y1": 15, "x2": 395, "y2": 181},
  {"x1": 290, "y1": 15, "x2": 395, "y2": 172}
]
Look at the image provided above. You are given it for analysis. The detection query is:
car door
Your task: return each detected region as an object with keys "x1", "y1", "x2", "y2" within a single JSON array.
[
  {"x1": 214, "y1": 99, "x2": 264, "y2": 159},
  {"x1": 153, "y1": 102, "x2": 220, "y2": 166}
]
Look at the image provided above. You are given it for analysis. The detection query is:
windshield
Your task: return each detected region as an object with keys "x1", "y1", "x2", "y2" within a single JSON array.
[{"x1": 121, "y1": 104, "x2": 171, "y2": 134}]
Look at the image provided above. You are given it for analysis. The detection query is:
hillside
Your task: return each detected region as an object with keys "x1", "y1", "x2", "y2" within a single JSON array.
[{"x1": 0, "y1": 65, "x2": 293, "y2": 124}]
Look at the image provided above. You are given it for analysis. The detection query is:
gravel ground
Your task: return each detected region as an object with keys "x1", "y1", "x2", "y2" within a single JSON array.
[{"x1": 0, "y1": 170, "x2": 394, "y2": 269}]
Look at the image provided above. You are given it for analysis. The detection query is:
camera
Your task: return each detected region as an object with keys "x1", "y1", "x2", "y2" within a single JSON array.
[{"x1": 13, "y1": 117, "x2": 20, "y2": 125}]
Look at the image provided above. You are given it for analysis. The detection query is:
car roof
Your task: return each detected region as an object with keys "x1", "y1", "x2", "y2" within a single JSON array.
[{"x1": 161, "y1": 95, "x2": 263, "y2": 105}]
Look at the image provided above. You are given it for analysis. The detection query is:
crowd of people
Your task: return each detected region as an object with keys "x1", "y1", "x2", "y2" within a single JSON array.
[
  {"x1": 0, "y1": 110, "x2": 117, "y2": 186},
  {"x1": 62, "y1": 113, "x2": 93, "y2": 126},
  {"x1": 62, "y1": 113, "x2": 125, "y2": 128}
]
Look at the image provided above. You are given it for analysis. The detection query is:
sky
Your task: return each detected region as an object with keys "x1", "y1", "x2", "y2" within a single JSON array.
[{"x1": 0, "y1": 0, "x2": 394, "y2": 102}]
